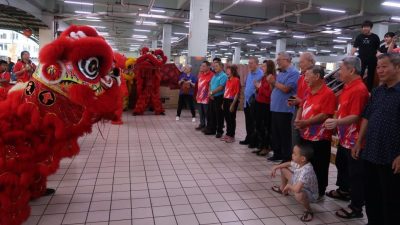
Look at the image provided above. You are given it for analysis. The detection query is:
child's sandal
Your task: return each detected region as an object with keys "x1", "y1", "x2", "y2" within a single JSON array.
[
  {"x1": 271, "y1": 186, "x2": 288, "y2": 196},
  {"x1": 300, "y1": 211, "x2": 314, "y2": 222}
]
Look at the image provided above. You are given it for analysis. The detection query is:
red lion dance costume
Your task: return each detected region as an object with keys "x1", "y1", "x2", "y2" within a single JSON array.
[
  {"x1": 0, "y1": 25, "x2": 121, "y2": 225},
  {"x1": 133, "y1": 47, "x2": 167, "y2": 115}
]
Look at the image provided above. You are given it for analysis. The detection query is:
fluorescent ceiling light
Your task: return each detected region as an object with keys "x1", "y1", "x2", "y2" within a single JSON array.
[
  {"x1": 76, "y1": 18, "x2": 100, "y2": 22},
  {"x1": 247, "y1": 0, "x2": 262, "y2": 2},
  {"x1": 135, "y1": 20, "x2": 157, "y2": 26},
  {"x1": 133, "y1": 34, "x2": 148, "y2": 38},
  {"x1": 333, "y1": 39, "x2": 347, "y2": 43},
  {"x1": 184, "y1": 21, "x2": 190, "y2": 24},
  {"x1": 130, "y1": 44, "x2": 141, "y2": 46},
  {"x1": 320, "y1": 7, "x2": 346, "y2": 13},
  {"x1": 252, "y1": 31, "x2": 269, "y2": 35},
  {"x1": 391, "y1": 16, "x2": 400, "y2": 21},
  {"x1": 231, "y1": 37, "x2": 246, "y2": 40},
  {"x1": 322, "y1": 30, "x2": 341, "y2": 34},
  {"x1": 150, "y1": 9, "x2": 166, "y2": 13},
  {"x1": 337, "y1": 36, "x2": 352, "y2": 40},
  {"x1": 174, "y1": 32, "x2": 188, "y2": 35},
  {"x1": 185, "y1": 25, "x2": 189, "y2": 28},
  {"x1": 90, "y1": 25, "x2": 106, "y2": 29},
  {"x1": 215, "y1": 15, "x2": 222, "y2": 18},
  {"x1": 307, "y1": 48, "x2": 317, "y2": 51},
  {"x1": 333, "y1": 45, "x2": 346, "y2": 49},
  {"x1": 231, "y1": 42, "x2": 239, "y2": 44},
  {"x1": 220, "y1": 48, "x2": 228, "y2": 50},
  {"x1": 320, "y1": 50, "x2": 331, "y2": 52},
  {"x1": 268, "y1": 29, "x2": 281, "y2": 33},
  {"x1": 330, "y1": 54, "x2": 338, "y2": 56},
  {"x1": 260, "y1": 48, "x2": 266, "y2": 51},
  {"x1": 293, "y1": 35, "x2": 306, "y2": 39},
  {"x1": 215, "y1": 53, "x2": 223, "y2": 56},
  {"x1": 64, "y1": 1, "x2": 93, "y2": 5},
  {"x1": 209, "y1": 19, "x2": 223, "y2": 24},
  {"x1": 286, "y1": 50, "x2": 295, "y2": 53},
  {"x1": 246, "y1": 43, "x2": 257, "y2": 47},
  {"x1": 139, "y1": 14, "x2": 169, "y2": 19},
  {"x1": 208, "y1": 44, "x2": 216, "y2": 47},
  {"x1": 171, "y1": 37, "x2": 179, "y2": 40},
  {"x1": 134, "y1": 29, "x2": 151, "y2": 32},
  {"x1": 75, "y1": 10, "x2": 91, "y2": 14},
  {"x1": 225, "y1": 53, "x2": 233, "y2": 55},
  {"x1": 218, "y1": 41, "x2": 231, "y2": 45},
  {"x1": 98, "y1": 32, "x2": 109, "y2": 36},
  {"x1": 382, "y1": 1, "x2": 400, "y2": 7},
  {"x1": 261, "y1": 41, "x2": 272, "y2": 44}
]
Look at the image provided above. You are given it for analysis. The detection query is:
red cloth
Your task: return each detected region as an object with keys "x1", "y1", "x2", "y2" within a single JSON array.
[
  {"x1": 13, "y1": 61, "x2": 36, "y2": 82},
  {"x1": 196, "y1": 70, "x2": 214, "y2": 104},
  {"x1": 256, "y1": 76, "x2": 272, "y2": 103},
  {"x1": 0, "y1": 71, "x2": 11, "y2": 100},
  {"x1": 224, "y1": 76, "x2": 240, "y2": 99},
  {"x1": 297, "y1": 73, "x2": 307, "y2": 100},
  {"x1": 300, "y1": 84, "x2": 337, "y2": 141},
  {"x1": 337, "y1": 78, "x2": 369, "y2": 149}
]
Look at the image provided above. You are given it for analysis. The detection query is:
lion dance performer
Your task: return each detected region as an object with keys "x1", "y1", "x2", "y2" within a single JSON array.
[
  {"x1": 0, "y1": 25, "x2": 121, "y2": 225},
  {"x1": 133, "y1": 47, "x2": 167, "y2": 115},
  {"x1": 123, "y1": 57, "x2": 136, "y2": 110}
]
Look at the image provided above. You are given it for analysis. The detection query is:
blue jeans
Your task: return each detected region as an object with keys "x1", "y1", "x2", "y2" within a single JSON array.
[{"x1": 197, "y1": 103, "x2": 208, "y2": 127}]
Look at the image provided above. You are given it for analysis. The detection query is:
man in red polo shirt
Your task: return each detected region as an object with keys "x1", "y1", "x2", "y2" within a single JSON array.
[
  {"x1": 295, "y1": 65, "x2": 336, "y2": 200},
  {"x1": 196, "y1": 61, "x2": 214, "y2": 131},
  {"x1": 13, "y1": 51, "x2": 36, "y2": 83},
  {"x1": 324, "y1": 56, "x2": 369, "y2": 219},
  {"x1": 0, "y1": 60, "x2": 11, "y2": 100}
]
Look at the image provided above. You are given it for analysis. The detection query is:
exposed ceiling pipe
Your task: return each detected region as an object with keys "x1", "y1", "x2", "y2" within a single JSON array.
[
  {"x1": 215, "y1": 0, "x2": 242, "y2": 16},
  {"x1": 137, "y1": 0, "x2": 156, "y2": 26},
  {"x1": 233, "y1": 0, "x2": 312, "y2": 32},
  {"x1": 313, "y1": 0, "x2": 365, "y2": 27}
]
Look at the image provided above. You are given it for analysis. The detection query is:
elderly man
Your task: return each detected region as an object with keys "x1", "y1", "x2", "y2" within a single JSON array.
[
  {"x1": 353, "y1": 53, "x2": 400, "y2": 225},
  {"x1": 176, "y1": 64, "x2": 197, "y2": 122},
  {"x1": 195, "y1": 61, "x2": 214, "y2": 131},
  {"x1": 204, "y1": 61, "x2": 227, "y2": 138},
  {"x1": 324, "y1": 57, "x2": 369, "y2": 219},
  {"x1": 267, "y1": 52, "x2": 299, "y2": 162},
  {"x1": 288, "y1": 52, "x2": 316, "y2": 147},
  {"x1": 295, "y1": 65, "x2": 336, "y2": 199},
  {"x1": 239, "y1": 56, "x2": 263, "y2": 149}
]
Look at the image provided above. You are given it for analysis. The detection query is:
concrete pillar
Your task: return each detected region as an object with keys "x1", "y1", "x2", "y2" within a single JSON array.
[
  {"x1": 372, "y1": 23, "x2": 388, "y2": 40},
  {"x1": 276, "y1": 38, "x2": 286, "y2": 53},
  {"x1": 347, "y1": 43, "x2": 353, "y2": 55},
  {"x1": 151, "y1": 40, "x2": 158, "y2": 49},
  {"x1": 162, "y1": 24, "x2": 172, "y2": 60},
  {"x1": 188, "y1": 0, "x2": 210, "y2": 67},
  {"x1": 39, "y1": 14, "x2": 55, "y2": 50},
  {"x1": 233, "y1": 46, "x2": 241, "y2": 64},
  {"x1": 211, "y1": 50, "x2": 216, "y2": 60}
]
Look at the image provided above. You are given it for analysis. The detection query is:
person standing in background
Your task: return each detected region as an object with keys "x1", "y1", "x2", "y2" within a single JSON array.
[
  {"x1": 195, "y1": 61, "x2": 214, "y2": 131},
  {"x1": 351, "y1": 20, "x2": 380, "y2": 91},
  {"x1": 176, "y1": 65, "x2": 197, "y2": 122},
  {"x1": 377, "y1": 32, "x2": 397, "y2": 55},
  {"x1": 268, "y1": 52, "x2": 299, "y2": 162},
  {"x1": 239, "y1": 56, "x2": 263, "y2": 149},
  {"x1": 13, "y1": 51, "x2": 36, "y2": 83},
  {"x1": 222, "y1": 65, "x2": 240, "y2": 143}
]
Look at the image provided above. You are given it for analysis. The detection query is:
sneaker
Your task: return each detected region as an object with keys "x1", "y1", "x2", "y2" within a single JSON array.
[
  {"x1": 192, "y1": 117, "x2": 196, "y2": 123},
  {"x1": 225, "y1": 136, "x2": 235, "y2": 143},
  {"x1": 176, "y1": 116, "x2": 180, "y2": 121}
]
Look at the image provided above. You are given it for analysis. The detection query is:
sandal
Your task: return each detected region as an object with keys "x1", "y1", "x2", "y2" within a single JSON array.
[
  {"x1": 271, "y1": 185, "x2": 288, "y2": 196},
  {"x1": 326, "y1": 189, "x2": 350, "y2": 201},
  {"x1": 300, "y1": 211, "x2": 314, "y2": 222},
  {"x1": 335, "y1": 206, "x2": 363, "y2": 219}
]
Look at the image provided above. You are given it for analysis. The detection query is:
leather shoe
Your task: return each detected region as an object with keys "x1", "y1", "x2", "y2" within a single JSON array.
[
  {"x1": 44, "y1": 188, "x2": 56, "y2": 196},
  {"x1": 195, "y1": 125, "x2": 204, "y2": 131},
  {"x1": 239, "y1": 140, "x2": 249, "y2": 145},
  {"x1": 248, "y1": 143, "x2": 257, "y2": 149},
  {"x1": 215, "y1": 133, "x2": 223, "y2": 138}
]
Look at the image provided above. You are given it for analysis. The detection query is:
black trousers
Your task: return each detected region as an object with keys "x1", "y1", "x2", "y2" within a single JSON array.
[
  {"x1": 360, "y1": 57, "x2": 377, "y2": 92},
  {"x1": 364, "y1": 160, "x2": 400, "y2": 225},
  {"x1": 255, "y1": 101, "x2": 271, "y2": 149},
  {"x1": 223, "y1": 98, "x2": 238, "y2": 137},
  {"x1": 303, "y1": 139, "x2": 331, "y2": 196},
  {"x1": 177, "y1": 94, "x2": 195, "y2": 117},
  {"x1": 271, "y1": 112, "x2": 292, "y2": 161},
  {"x1": 197, "y1": 103, "x2": 208, "y2": 127},
  {"x1": 244, "y1": 102, "x2": 257, "y2": 144},
  {"x1": 207, "y1": 95, "x2": 224, "y2": 134},
  {"x1": 335, "y1": 145, "x2": 365, "y2": 209}
]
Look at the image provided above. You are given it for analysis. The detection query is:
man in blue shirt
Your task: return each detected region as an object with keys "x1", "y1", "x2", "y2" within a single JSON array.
[
  {"x1": 176, "y1": 64, "x2": 197, "y2": 122},
  {"x1": 352, "y1": 53, "x2": 400, "y2": 225},
  {"x1": 239, "y1": 56, "x2": 263, "y2": 149},
  {"x1": 267, "y1": 52, "x2": 299, "y2": 162},
  {"x1": 204, "y1": 61, "x2": 228, "y2": 138}
]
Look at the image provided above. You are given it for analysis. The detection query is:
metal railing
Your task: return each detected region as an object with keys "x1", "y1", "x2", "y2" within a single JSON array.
[{"x1": 324, "y1": 67, "x2": 343, "y2": 93}]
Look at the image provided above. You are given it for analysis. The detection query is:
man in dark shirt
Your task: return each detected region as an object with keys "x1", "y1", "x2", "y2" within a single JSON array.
[
  {"x1": 352, "y1": 53, "x2": 400, "y2": 225},
  {"x1": 378, "y1": 32, "x2": 397, "y2": 55},
  {"x1": 351, "y1": 20, "x2": 380, "y2": 91}
]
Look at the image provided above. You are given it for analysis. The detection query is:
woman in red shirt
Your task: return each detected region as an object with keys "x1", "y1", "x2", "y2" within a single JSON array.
[
  {"x1": 222, "y1": 65, "x2": 240, "y2": 143},
  {"x1": 253, "y1": 60, "x2": 276, "y2": 156},
  {"x1": 13, "y1": 51, "x2": 36, "y2": 83}
]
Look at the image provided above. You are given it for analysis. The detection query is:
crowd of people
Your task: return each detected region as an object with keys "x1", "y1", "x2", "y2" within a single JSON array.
[{"x1": 175, "y1": 21, "x2": 399, "y2": 224}]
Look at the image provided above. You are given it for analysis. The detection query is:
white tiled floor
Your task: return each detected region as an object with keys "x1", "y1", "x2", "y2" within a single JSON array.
[{"x1": 24, "y1": 110, "x2": 367, "y2": 225}]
